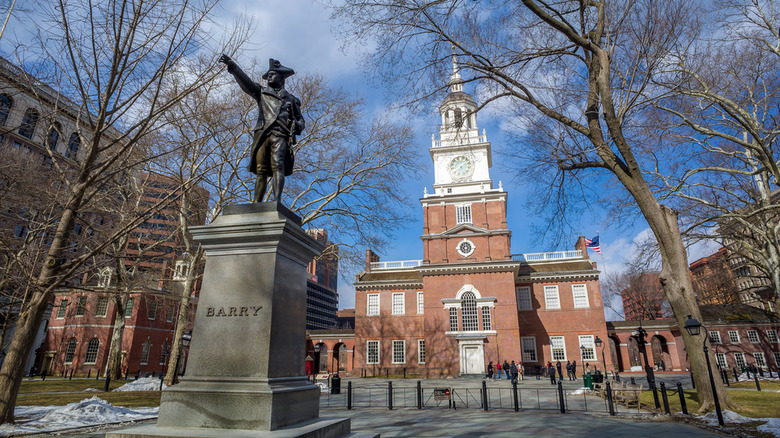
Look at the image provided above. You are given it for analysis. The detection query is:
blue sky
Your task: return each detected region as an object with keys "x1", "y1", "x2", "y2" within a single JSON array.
[{"x1": 0, "y1": 1, "x2": 720, "y2": 319}]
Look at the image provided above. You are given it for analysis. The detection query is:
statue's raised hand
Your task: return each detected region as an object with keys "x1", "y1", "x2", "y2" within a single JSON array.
[{"x1": 219, "y1": 54, "x2": 232, "y2": 65}]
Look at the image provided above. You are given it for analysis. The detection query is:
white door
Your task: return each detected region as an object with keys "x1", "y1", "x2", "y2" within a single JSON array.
[{"x1": 461, "y1": 344, "x2": 484, "y2": 374}]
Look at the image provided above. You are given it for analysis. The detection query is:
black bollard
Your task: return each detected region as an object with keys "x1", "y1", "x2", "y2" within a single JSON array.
[
  {"x1": 135, "y1": 371, "x2": 140, "y2": 380},
  {"x1": 746, "y1": 368, "x2": 751, "y2": 380},
  {"x1": 512, "y1": 380, "x2": 519, "y2": 412},
  {"x1": 606, "y1": 381, "x2": 615, "y2": 416},
  {"x1": 125, "y1": 370, "x2": 129, "y2": 381},
  {"x1": 104, "y1": 371, "x2": 111, "y2": 392},
  {"x1": 677, "y1": 382, "x2": 688, "y2": 415},
  {"x1": 733, "y1": 368, "x2": 739, "y2": 382},
  {"x1": 754, "y1": 373, "x2": 761, "y2": 391},
  {"x1": 759, "y1": 367, "x2": 764, "y2": 377},
  {"x1": 557, "y1": 381, "x2": 566, "y2": 413},
  {"x1": 388, "y1": 381, "x2": 393, "y2": 410},
  {"x1": 690, "y1": 372, "x2": 695, "y2": 389},
  {"x1": 723, "y1": 370, "x2": 730, "y2": 386},
  {"x1": 416, "y1": 380, "x2": 422, "y2": 410},
  {"x1": 152, "y1": 371, "x2": 156, "y2": 378},
  {"x1": 87, "y1": 370, "x2": 91, "y2": 379},
  {"x1": 386, "y1": 368, "x2": 389, "y2": 379},
  {"x1": 69, "y1": 370, "x2": 74, "y2": 380},
  {"x1": 481, "y1": 380, "x2": 489, "y2": 411},
  {"x1": 615, "y1": 372, "x2": 620, "y2": 382},
  {"x1": 41, "y1": 369, "x2": 47, "y2": 381},
  {"x1": 347, "y1": 381, "x2": 353, "y2": 410},
  {"x1": 630, "y1": 377, "x2": 636, "y2": 385},
  {"x1": 404, "y1": 367, "x2": 407, "y2": 379},
  {"x1": 660, "y1": 382, "x2": 670, "y2": 415},
  {"x1": 159, "y1": 374, "x2": 164, "y2": 391},
  {"x1": 650, "y1": 380, "x2": 660, "y2": 410}
]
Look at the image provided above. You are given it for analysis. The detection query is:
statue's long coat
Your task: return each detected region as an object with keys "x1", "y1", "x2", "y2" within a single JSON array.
[{"x1": 227, "y1": 63, "x2": 304, "y2": 176}]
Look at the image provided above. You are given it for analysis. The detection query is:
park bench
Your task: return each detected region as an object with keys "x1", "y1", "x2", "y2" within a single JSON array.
[{"x1": 612, "y1": 384, "x2": 643, "y2": 409}]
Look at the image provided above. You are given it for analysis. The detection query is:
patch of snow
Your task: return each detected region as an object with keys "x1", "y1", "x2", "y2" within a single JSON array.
[
  {"x1": 569, "y1": 388, "x2": 590, "y2": 395},
  {"x1": 83, "y1": 387, "x2": 102, "y2": 392},
  {"x1": 316, "y1": 383, "x2": 329, "y2": 392},
  {"x1": 0, "y1": 397, "x2": 157, "y2": 436},
  {"x1": 735, "y1": 372, "x2": 779, "y2": 383},
  {"x1": 113, "y1": 377, "x2": 164, "y2": 392},
  {"x1": 698, "y1": 409, "x2": 761, "y2": 426},
  {"x1": 757, "y1": 418, "x2": 780, "y2": 438}
]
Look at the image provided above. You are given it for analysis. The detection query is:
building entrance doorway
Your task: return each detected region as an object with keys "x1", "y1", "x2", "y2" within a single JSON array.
[{"x1": 458, "y1": 338, "x2": 485, "y2": 375}]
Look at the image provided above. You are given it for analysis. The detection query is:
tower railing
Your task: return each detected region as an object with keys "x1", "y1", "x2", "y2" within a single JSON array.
[
  {"x1": 369, "y1": 260, "x2": 423, "y2": 270},
  {"x1": 512, "y1": 250, "x2": 583, "y2": 263}
]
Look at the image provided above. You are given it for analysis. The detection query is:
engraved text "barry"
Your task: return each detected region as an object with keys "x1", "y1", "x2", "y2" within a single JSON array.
[{"x1": 205, "y1": 306, "x2": 262, "y2": 317}]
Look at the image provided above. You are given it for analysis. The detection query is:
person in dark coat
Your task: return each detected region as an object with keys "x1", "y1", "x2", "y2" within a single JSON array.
[
  {"x1": 556, "y1": 360, "x2": 563, "y2": 380},
  {"x1": 547, "y1": 362, "x2": 556, "y2": 384},
  {"x1": 510, "y1": 361, "x2": 519, "y2": 383},
  {"x1": 535, "y1": 364, "x2": 541, "y2": 380},
  {"x1": 487, "y1": 361, "x2": 494, "y2": 379},
  {"x1": 220, "y1": 55, "x2": 305, "y2": 202},
  {"x1": 571, "y1": 360, "x2": 577, "y2": 380},
  {"x1": 503, "y1": 360, "x2": 511, "y2": 380}
]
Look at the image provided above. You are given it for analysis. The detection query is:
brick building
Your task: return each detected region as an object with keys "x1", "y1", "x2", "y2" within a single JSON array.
[
  {"x1": 305, "y1": 229, "x2": 339, "y2": 330},
  {"x1": 352, "y1": 58, "x2": 610, "y2": 377},
  {"x1": 620, "y1": 272, "x2": 667, "y2": 321},
  {"x1": 38, "y1": 173, "x2": 208, "y2": 377}
]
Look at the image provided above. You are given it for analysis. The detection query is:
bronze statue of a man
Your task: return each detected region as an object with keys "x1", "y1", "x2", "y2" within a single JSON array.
[{"x1": 219, "y1": 55, "x2": 305, "y2": 203}]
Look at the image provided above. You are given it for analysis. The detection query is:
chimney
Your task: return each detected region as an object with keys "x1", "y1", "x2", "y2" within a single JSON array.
[
  {"x1": 365, "y1": 249, "x2": 380, "y2": 271},
  {"x1": 575, "y1": 235, "x2": 589, "y2": 260}
]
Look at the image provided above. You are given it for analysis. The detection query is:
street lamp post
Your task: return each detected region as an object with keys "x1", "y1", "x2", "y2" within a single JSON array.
[
  {"x1": 634, "y1": 326, "x2": 660, "y2": 409},
  {"x1": 684, "y1": 315, "x2": 724, "y2": 426},
  {"x1": 594, "y1": 336, "x2": 607, "y2": 376},
  {"x1": 172, "y1": 331, "x2": 192, "y2": 385}
]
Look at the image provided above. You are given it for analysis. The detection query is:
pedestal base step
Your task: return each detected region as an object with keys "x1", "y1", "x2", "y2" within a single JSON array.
[{"x1": 106, "y1": 417, "x2": 359, "y2": 438}]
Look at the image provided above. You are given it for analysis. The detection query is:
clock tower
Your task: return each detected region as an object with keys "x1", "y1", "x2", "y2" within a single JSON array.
[{"x1": 422, "y1": 55, "x2": 510, "y2": 264}]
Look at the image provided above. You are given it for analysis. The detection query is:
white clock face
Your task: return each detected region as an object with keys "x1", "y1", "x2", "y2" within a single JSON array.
[{"x1": 449, "y1": 156, "x2": 474, "y2": 180}]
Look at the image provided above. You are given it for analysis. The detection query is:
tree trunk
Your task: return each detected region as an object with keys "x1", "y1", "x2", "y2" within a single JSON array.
[
  {"x1": 106, "y1": 295, "x2": 127, "y2": 378},
  {"x1": 163, "y1": 252, "x2": 201, "y2": 386}
]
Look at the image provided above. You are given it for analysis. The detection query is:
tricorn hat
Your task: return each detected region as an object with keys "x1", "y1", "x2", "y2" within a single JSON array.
[{"x1": 262, "y1": 58, "x2": 295, "y2": 80}]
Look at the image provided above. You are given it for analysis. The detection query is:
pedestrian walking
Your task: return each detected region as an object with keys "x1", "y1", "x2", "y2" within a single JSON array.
[
  {"x1": 571, "y1": 360, "x2": 577, "y2": 380},
  {"x1": 503, "y1": 360, "x2": 511, "y2": 380},
  {"x1": 556, "y1": 360, "x2": 563, "y2": 381},
  {"x1": 487, "y1": 361, "x2": 494, "y2": 379},
  {"x1": 566, "y1": 360, "x2": 573, "y2": 381},
  {"x1": 535, "y1": 364, "x2": 541, "y2": 380},
  {"x1": 497, "y1": 359, "x2": 503, "y2": 380},
  {"x1": 547, "y1": 362, "x2": 556, "y2": 385},
  {"x1": 510, "y1": 361, "x2": 519, "y2": 383}
]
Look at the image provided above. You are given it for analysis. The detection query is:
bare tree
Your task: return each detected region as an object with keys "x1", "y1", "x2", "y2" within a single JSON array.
[
  {"x1": 330, "y1": 0, "x2": 734, "y2": 410},
  {"x1": 0, "y1": 0, "x2": 249, "y2": 423}
]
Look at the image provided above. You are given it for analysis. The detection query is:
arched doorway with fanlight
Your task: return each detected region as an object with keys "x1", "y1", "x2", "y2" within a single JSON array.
[
  {"x1": 331, "y1": 342, "x2": 348, "y2": 373},
  {"x1": 650, "y1": 335, "x2": 669, "y2": 370}
]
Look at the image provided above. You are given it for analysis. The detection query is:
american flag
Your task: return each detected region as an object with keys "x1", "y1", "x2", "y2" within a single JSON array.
[{"x1": 585, "y1": 236, "x2": 601, "y2": 254}]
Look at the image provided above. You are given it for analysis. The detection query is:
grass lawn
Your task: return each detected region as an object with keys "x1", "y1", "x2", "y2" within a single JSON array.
[
  {"x1": 16, "y1": 391, "x2": 161, "y2": 408},
  {"x1": 729, "y1": 380, "x2": 780, "y2": 391},
  {"x1": 639, "y1": 388, "x2": 780, "y2": 418},
  {"x1": 20, "y1": 378, "x2": 128, "y2": 393}
]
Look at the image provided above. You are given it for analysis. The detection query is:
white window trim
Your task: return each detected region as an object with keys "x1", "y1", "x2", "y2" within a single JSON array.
[
  {"x1": 747, "y1": 330, "x2": 760, "y2": 344},
  {"x1": 715, "y1": 353, "x2": 727, "y2": 369},
  {"x1": 517, "y1": 287, "x2": 532, "y2": 311},
  {"x1": 579, "y1": 335, "x2": 596, "y2": 361},
  {"x1": 521, "y1": 336, "x2": 537, "y2": 362},
  {"x1": 572, "y1": 284, "x2": 589, "y2": 308},
  {"x1": 392, "y1": 340, "x2": 406, "y2": 364},
  {"x1": 455, "y1": 204, "x2": 472, "y2": 224},
  {"x1": 734, "y1": 352, "x2": 746, "y2": 368},
  {"x1": 417, "y1": 291, "x2": 424, "y2": 314},
  {"x1": 367, "y1": 294, "x2": 380, "y2": 316},
  {"x1": 366, "y1": 340, "x2": 380, "y2": 364},
  {"x1": 392, "y1": 292, "x2": 405, "y2": 315},
  {"x1": 709, "y1": 331, "x2": 721, "y2": 344},
  {"x1": 754, "y1": 352, "x2": 767, "y2": 368},
  {"x1": 767, "y1": 329, "x2": 779, "y2": 343},
  {"x1": 418, "y1": 339, "x2": 426, "y2": 364},
  {"x1": 544, "y1": 285, "x2": 560, "y2": 310},
  {"x1": 550, "y1": 335, "x2": 566, "y2": 361},
  {"x1": 728, "y1": 330, "x2": 740, "y2": 343}
]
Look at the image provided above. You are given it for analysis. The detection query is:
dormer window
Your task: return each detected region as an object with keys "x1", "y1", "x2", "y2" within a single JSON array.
[
  {"x1": 174, "y1": 260, "x2": 189, "y2": 280},
  {"x1": 454, "y1": 108, "x2": 463, "y2": 128},
  {"x1": 97, "y1": 268, "x2": 112, "y2": 288}
]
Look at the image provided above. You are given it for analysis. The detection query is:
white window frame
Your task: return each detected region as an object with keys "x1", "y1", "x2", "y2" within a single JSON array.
[
  {"x1": 734, "y1": 352, "x2": 746, "y2": 368},
  {"x1": 767, "y1": 329, "x2": 779, "y2": 343},
  {"x1": 481, "y1": 306, "x2": 491, "y2": 331},
  {"x1": 550, "y1": 336, "x2": 566, "y2": 361},
  {"x1": 572, "y1": 284, "x2": 589, "y2": 308},
  {"x1": 418, "y1": 339, "x2": 426, "y2": 364},
  {"x1": 366, "y1": 340, "x2": 380, "y2": 364},
  {"x1": 544, "y1": 285, "x2": 560, "y2": 310},
  {"x1": 449, "y1": 308, "x2": 458, "y2": 331},
  {"x1": 75, "y1": 296, "x2": 87, "y2": 317},
  {"x1": 522, "y1": 337, "x2": 537, "y2": 362},
  {"x1": 715, "y1": 353, "x2": 727, "y2": 369},
  {"x1": 148, "y1": 301, "x2": 157, "y2": 320},
  {"x1": 140, "y1": 340, "x2": 151, "y2": 365},
  {"x1": 64, "y1": 338, "x2": 77, "y2": 364},
  {"x1": 84, "y1": 338, "x2": 100, "y2": 365},
  {"x1": 709, "y1": 331, "x2": 721, "y2": 344},
  {"x1": 367, "y1": 294, "x2": 380, "y2": 316},
  {"x1": 728, "y1": 330, "x2": 740, "y2": 343},
  {"x1": 57, "y1": 299, "x2": 68, "y2": 319},
  {"x1": 392, "y1": 340, "x2": 406, "y2": 364},
  {"x1": 754, "y1": 352, "x2": 767, "y2": 368},
  {"x1": 95, "y1": 297, "x2": 109, "y2": 318},
  {"x1": 392, "y1": 292, "x2": 405, "y2": 315},
  {"x1": 774, "y1": 352, "x2": 780, "y2": 366},
  {"x1": 417, "y1": 291, "x2": 424, "y2": 314},
  {"x1": 579, "y1": 335, "x2": 596, "y2": 361},
  {"x1": 455, "y1": 204, "x2": 472, "y2": 224},
  {"x1": 461, "y1": 292, "x2": 479, "y2": 331},
  {"x1": 747, "y1": 330, "x2": 760, "y2": 344},
  {"x1": 517, "y1": 287, "x2": 532, "y2": 310}
]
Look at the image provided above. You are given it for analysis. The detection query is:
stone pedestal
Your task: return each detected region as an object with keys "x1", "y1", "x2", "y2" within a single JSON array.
[{"x1": 107, "y1": 203, "x2": 350, "y2": 438}]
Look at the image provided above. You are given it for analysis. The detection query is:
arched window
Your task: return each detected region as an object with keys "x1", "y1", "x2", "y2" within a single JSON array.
[
  {"x1": 0, "y1": 94, "x2": 12, "y2": 126},
  {"x1": 46, "y1": 122, "x2": 62, "y2": 151},
  {"x1": 461, "y1": 291, "x2": 478, "y2": 331},
  {"x1": 66, "y1": 132, "x2": 80, "y2": 159},
  {"x1": 140, "y1": 339, "x2": 151, "y2": 365},
  {"x1": 64, "y1": 337, "x2": 77, "y2": 363},
  {"x1": 454, "y1": 108, "x2": 463, "y2": 128},
  {"x1": 84, "y1": 338, "x2": 100, "y2": 364},
  {"x1": 159, "y1": 341, "x2": 170, "y2": 365},
  {"x1": 18, "y1": 108, "x2": 39, "y2": 139}
]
